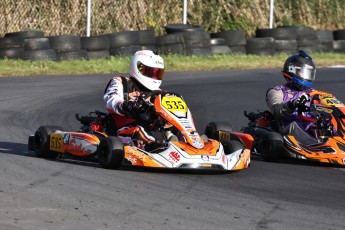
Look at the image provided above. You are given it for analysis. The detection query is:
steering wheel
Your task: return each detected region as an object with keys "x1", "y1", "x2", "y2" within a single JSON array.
[{"x1": 128, "y1": 90, "x2": 165, "y2": 126}]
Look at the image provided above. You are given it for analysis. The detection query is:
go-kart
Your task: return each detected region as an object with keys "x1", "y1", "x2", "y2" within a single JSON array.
[
  {"x1": 28, "y1": 91, "x2": 253, "y2": 171},
  {"x1": 241, "y1": 90, "x2": 345, "y2": 166}
]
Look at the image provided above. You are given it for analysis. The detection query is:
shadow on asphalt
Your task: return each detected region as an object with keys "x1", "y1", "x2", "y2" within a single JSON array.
[{"x1": 1, "y1": 141, "x2": 343, "y2": 173}]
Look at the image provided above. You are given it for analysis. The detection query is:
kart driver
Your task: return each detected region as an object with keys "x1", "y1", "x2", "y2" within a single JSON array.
[
  {"x1": 266, "y1": 50, "x2": 320, "y2": 145},
  {"x1": 103, "y1": 50, "x2": 177, "y2": 150}
]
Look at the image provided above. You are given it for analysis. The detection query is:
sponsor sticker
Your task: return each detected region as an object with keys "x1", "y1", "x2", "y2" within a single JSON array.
[
  {"x1": 169, "y1": 151, "x2": 180, "y2": 163},
  {"x1": 128, "y1": 148, "x2": 147, "y2": 162},
  {"x1": 63, "y1": 133, "x2": 70, "y2": 144},
  {"x1": 201, "y1": 155, "x2": 210, "y2": 161},
  {"x1": 222, "y1": 154, "x2": 227, "y2": 164},
  {"x1": 126, "y1": 156, "x2": 137, "y2": 165}
]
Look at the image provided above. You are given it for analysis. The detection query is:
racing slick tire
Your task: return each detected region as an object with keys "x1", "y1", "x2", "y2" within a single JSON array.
[
  {"x1": 258, "y1": 134, "x2": 283, "y2": 162},
  {"x1": 222, "y1": 140, "x2": 243, "y2": 155},
  {"x1": 204, "y1": 121, "x2": 232, "y2": 140},
  {"x1": 98, "y1": 136, "x2": 124, "y2": 169},
  {"x1": 32, "y1": 126, "x2": 64, "y2": 159}
]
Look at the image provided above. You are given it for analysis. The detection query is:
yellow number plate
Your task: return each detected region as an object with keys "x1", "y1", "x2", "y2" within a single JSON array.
[
  {"x1": 162, "y1": 96, "x2": 188, "y2": 115},
  {"x1": 321, "y1": 96, "x2": 344, "y2": 107},
  {"x1": 50, "y1": 134, "x2": 64, "y2": 153}
]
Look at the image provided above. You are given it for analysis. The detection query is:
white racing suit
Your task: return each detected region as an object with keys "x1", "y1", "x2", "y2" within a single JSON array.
[{"x1": 103, "y1": 76, "x2": 158, "y2": 149}]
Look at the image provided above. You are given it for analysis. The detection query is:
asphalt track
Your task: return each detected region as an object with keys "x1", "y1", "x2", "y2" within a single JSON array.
[{"x1": 0, "y1": 68, "x2": 345, "y2": 230}]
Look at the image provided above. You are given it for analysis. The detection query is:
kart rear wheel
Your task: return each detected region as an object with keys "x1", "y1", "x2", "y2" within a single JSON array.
[
  {"x1": 259, "y1": 136, "x2": 282, "y2": 162},
  {"x1": 222, "y1": 140, "x2": 243, "y2": 155},
  {"x1": 98, "y1": 136, "x2": 124, "y2": 169},
  {"x1": 204, "y1": 121, "x2": 232, "y2": 140},
  {"x1": 33, "y1": 125, "x2": 64, "y2": 159}
]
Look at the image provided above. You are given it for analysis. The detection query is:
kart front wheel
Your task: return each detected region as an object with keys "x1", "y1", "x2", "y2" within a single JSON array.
[
  {"x1": 98, "y1": 136, "x2": 124, "y2": 169},
  {"x1": 33, "y1": 125, "x2": 64, "y2": 159},
  {"x1": 259, "y1": 136, "x2": 282, "y2": 162},
  {"x1": 204, "y1": 121, "x2": 232, "y2": 140},
  {"x1": 222, "y1": 140, "x2": 243, "y2": 155}
]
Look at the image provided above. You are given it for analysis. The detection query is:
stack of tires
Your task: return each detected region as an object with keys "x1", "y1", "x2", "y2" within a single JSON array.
[
  {"x1": 49, "y1": 35, "x2": 87, "y2": 61},
  {"x1": 160, "y1": 24, "x2": 212, "y2": 57},
  {"x1": 333, "y1": 29, "x2": 345, "y2": 53},
  {"x1": 255, "y1": 27, "x2": 297, "y2": 55},
  {"x1": 107, "y1": 30, "x2": 156, "y2": 56},
  {"x1": 81, "y1": 35, "x2": 110, "y2": 59},
  {"x1": 246, "y1": 37, "x2": 275, "y2": 55},
  {"x1": 210, "y1": 30, "x2": 246, "y2": 54},
  {"x1": 0, "y1": 26, "x2": 344, "y2": 61},
  {"x1": 155, "y1": 33, "x2": 185, "y2": 55},
  {"x1": 254, "y1": 26, "x2": 338, "y2": 54},
  {"x1": 209, "y1": 38, "x2": 231, "y2": 55},
  {"x1": 0, "y1": 32, "x2": 26, "y2": 59},
  {"x1": 316, "y1": 30, "x2": 334, "y2": 53},
  {"x1": 0, "y1": 30, "x2": 58, "y2": 61},
  {"x1": 294, "y1": 26, "x2": 318, "y2": 52}
]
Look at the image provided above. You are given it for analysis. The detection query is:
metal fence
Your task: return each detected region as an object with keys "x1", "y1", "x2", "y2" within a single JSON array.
[
  {"x1": 0, "y1": 0, "x2": 344, "y2": 37},
  {"x1": 0, "y1": 0, "x2": 185, "y2": 37}
]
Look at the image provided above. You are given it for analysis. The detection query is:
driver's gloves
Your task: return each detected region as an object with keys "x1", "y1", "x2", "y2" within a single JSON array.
[
  {"x1": 120, "y1": 100, "x2": 136, "y2": 115},
  {"x1": 289, "y1": 93, "x2": 309, "y2": 109}
]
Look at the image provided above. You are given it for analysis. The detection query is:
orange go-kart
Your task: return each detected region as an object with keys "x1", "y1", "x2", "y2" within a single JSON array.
[
  {"x1": 28, "y1": 91, "x2": 252, "y2": 171},
  {"x1": 242, "y1": 90, "x2": 345, "y2": 166}
]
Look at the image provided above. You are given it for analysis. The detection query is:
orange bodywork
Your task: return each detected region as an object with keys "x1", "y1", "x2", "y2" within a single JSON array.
[
  {"x1": 281, "y1": 90, "x2": 345, "y2": 165},
  {"x1": 218, "y1": 131, "x2": 254, "y2": 150},
  {"x1": 233, "y1": 149, "x2": 251, "y2": 170},
  {"x1": 50, "y1": 132, "x2": 100, "y2": 157},
  {"x1": 124, "y1": 146, "x2": 164, "y2": 167},
  {"x1": 285, "y1": 135, "x2": 345, "y2": 165},
  {"x1": 173, "y1": 140, "x2": 220, "y2": 156},
  {"x1": 153, "y1": 93, "x2": 204, "y2": 149}
]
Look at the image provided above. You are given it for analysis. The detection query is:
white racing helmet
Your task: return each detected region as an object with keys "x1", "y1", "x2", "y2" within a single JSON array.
[{"x1": 129, "y1": 50, "x2": 165, "y2": 90}]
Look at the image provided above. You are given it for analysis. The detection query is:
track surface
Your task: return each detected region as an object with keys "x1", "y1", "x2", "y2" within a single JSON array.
[{"x1": 1, "y1": 68, "x2": 345, "y2": 230}]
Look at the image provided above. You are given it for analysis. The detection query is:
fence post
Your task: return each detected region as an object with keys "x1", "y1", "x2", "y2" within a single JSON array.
[
  {"x1": 183, "y1": 0, "x2": 187, "y2": 24},
  {"x1": 86, "y1": 0, "x2": 92, "y2": 36},
  {"x1": 269, "y1": 0, "x2": 274, "y2": 29}
]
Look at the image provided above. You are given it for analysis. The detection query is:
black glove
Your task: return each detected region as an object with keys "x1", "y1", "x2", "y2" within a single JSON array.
[
  {"x1": 289, "y1": 93, "x2": 309, "y2": 109},
  {"x1": 121, "y1": 100, "x2": 137, "y2": 114}
]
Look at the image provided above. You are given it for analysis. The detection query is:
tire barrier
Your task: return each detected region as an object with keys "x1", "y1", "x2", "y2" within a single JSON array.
[
  {"x1": 24, "y1": 38, "x2": 51, "y2": 50},
  {"x1": 246, "y1": 37, "x2": 275, "y2": 56},
  {"x1": 155, "y1": 34, "x2": 185, "y2": 55},
  {"x1": 211, "y1": 30, "x2": 246, "y2": 54},
  {"x1": 334, "y1": 29, "x2": 345, "y2": 40},
  {"x1": 316, "y1": 30, "x2": 334, "y2": 52},
  {"x1": 0, "y1": 25, "x2": 344, "y2": 61},
  {"x1": 210, "y1": 38, "x2": 231, "y2": 55},
  {"x1": 333, "y1": 40, "x2": 345, "y2": 53},
  {"x1": 81, "y1": 35, "x2": 110, "y2": 59},
  {"x1": 162, "y1": 24, "x2": 213, "y2": 56}
]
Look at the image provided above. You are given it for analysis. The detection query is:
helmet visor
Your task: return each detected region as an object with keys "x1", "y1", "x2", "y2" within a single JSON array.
[
  {"x1": 295, "y1": 65, "x2": 316, "y2": 81},
  {"x1": 138, "y1": 62, "x2": 164, "y2": 81}
]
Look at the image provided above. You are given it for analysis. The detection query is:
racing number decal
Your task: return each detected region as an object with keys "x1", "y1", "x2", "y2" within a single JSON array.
[
  {"x1": 219, "y1": 131, "x2": 231, "y2": 142},
  {"x1": 165, "y1": 100, "x2": 185, "y2": 110},
  {"x1": 162, "y1": 95, "x2": 188, "y2": 116},
  {"x1": 321, "y1": 96, "x2": 344, "y2": 107},
  {"x1": 50, "y1": 134, "x2": 64, "y2": 153}
]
